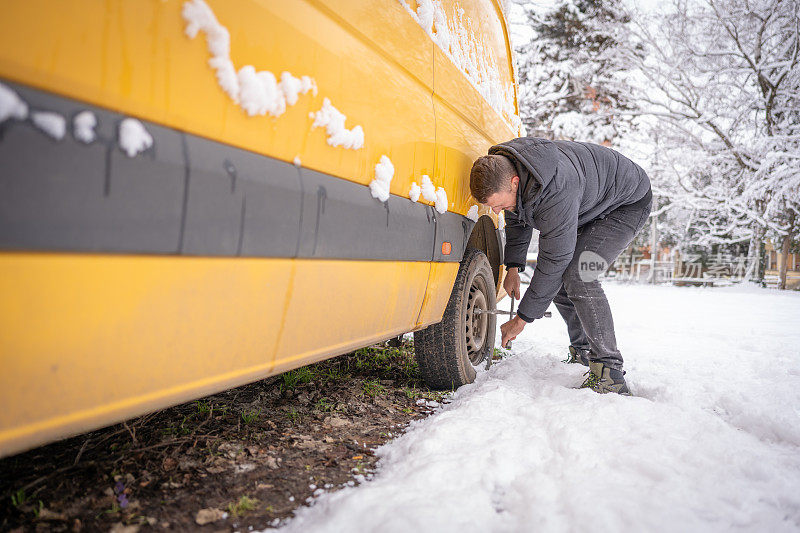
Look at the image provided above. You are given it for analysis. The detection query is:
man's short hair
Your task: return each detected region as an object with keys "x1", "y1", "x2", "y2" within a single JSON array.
[{"x1": 470, "y1": 154, "x2": 516, "y2": 203}]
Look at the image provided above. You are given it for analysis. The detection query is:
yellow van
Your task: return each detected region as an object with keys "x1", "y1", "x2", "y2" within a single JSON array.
[{"x1": 0, "y1": 0, "x2": 521, "y2": 458}]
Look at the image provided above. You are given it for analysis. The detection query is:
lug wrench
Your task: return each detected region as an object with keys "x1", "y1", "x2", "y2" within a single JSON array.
[{"x1": 475, "y1": 304, "x2": 552, "y2": 366}]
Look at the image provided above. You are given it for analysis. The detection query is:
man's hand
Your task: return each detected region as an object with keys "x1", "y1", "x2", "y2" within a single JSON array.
[
  {"x1": 500, "y1": 315, "x2": 527, "y2": 348},
  {"x1": 504, "y1": 267, "x2": 521, "y2": 300}
]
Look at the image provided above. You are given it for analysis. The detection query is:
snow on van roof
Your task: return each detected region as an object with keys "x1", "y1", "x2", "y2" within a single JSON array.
[
  {"x1": 182, "y1": 0, "x2": 362, "y2": 150},
  {"x1": 398, "y1": 0, "x2": 522, "y2": 132}
]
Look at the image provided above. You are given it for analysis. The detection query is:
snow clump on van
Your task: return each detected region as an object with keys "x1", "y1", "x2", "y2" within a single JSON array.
[
  {"x1": 0, "y1": 82, "x2": 28, "y2": 124},
  {"x1": 31, "y1": 111, "x2": 66, "y2": 141},
  {"x1": 182, "y1": 0, "x2": 363, "y2": 150},
  {"x1": 310, "y1": 98, "x2": 365, "y2": 150},
  {"x1": 409, "y1": 182, "x2": 421, "y2": 203},
  {"x1": 119, "y1": 118, "x2": 153, "y2": 157},
  {"x1": 369, "y1": 155, "x2": 395, "y2": 202}
]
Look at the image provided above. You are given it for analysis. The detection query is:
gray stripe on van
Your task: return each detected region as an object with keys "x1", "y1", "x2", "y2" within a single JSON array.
[{"x1": 0, "y1": 79, "x2": 471, "y2": 263}]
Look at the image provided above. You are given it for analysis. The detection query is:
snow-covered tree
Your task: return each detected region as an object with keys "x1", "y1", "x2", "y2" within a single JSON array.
[
  {"x1": 513, "y1": 0, "x2": 637, "y2": 143},
  {"x1": 619, "y1": 0, "x2": 800, "y2": 286}
]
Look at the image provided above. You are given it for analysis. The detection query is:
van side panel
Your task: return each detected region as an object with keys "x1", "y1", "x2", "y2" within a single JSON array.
[
  {"x1": 0, "y1": 253, "x2": 431, "y2": 457},
  {"x1": 418, "y1": 0, "x2": 517, "y2": 325},
  {"x1": 0, "y1": 0, "x2": 517, "y2": 456},
  {"x1": 0, "y1": 0, "x2": 437, "y2": 201},
  {"x1": 0, "y1": 0, "x2": 444, "y2": 456}
]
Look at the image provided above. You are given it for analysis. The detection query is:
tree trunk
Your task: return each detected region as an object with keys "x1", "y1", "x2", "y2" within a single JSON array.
[
  {"x1": 649, "y1": 198, "x2": 658, "y2": 284},
  {"x1": 627, "y1": 245, "x2": 635, "y2": 282},
  {"x1": 744, "y1": 224, "x2": 765, "y2": 282},
  {"x1": 778, "y1": 210, "x2": 796, "y2": 290}
]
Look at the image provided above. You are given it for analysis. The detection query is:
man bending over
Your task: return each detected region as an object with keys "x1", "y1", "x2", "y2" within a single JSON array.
[{"x1": 470, "y1": 137, "x2": 652, "y2": 395}]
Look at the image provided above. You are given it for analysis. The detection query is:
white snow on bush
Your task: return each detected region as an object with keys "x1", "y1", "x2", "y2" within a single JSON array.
[
  {"x1": 118, "y1": 118, "x2": 153, "y2": 157},
  {"x1": 0, "y1": 82, "x2": 28, "y2": 124},
  {"x1": 408, "y1": 182, "x2": 421, "y2": 202},
  {"x1": 277, "y1": 283, "x2": 800, "y2": 532},
  {"x1": 182, "y1": 0, "x2": 361, "y2": 149},
  {"x1": 434, "y1": 187, "x2": 448, "y2": 214},
  {"x1": 419, "y1": 175, "x2": 437, "y2": 203},
  {"x1": 369, "y1": 155, "x2": 395, "y2": 203},
  {"x1": 398, "y1": 0, "x2": 521, "y2": 132},
  {"x1": 73, "y1": 110, "x2": 97, "y2": 144},
  {"x1": 466, "y1": 205, "x2": 479, "y2": 221},
  {"x1": 31, "y1": 111, "x2": 66, "y2": 141},
  {"x1": 310, "y1": 98, "x2": 364, "y2": 150}
]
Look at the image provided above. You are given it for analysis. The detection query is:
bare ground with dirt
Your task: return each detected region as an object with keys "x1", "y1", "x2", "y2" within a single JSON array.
[{"x1": 0, "y1": 339, "x2": 482, "y2": 532}]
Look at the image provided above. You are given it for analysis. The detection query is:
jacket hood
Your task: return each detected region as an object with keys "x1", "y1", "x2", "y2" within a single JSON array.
[{"x1": 488, "y1": 138, "x2": 559, "y2": 202}]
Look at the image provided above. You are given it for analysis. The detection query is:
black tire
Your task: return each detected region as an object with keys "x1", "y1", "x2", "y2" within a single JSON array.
[{"x1": 414, "y1": 248, "x2": 497, "y2": 389}]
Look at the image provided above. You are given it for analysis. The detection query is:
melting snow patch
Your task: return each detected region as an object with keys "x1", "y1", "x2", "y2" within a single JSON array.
[
  {"x1": 209, "y1": 56, "x2": 240, "y2": 103},
  {"x1": 118, "y1": 118, "x2": 153, "y2": 157},
  {"x1": 419, "y1": 175, "x2": 437, "y2": 203},
  {"x1": 408, "y1": 182, "x2": 421, "y2": 202},
  {"x1": 416, "y1": 174, "x2": 448, "y2": 213},
  {"x1": 280, "y1": 72, "x2": 317, "y2": 106},
  {"x1": 237, "y1": 66, "x2": 285, "y2": 117},
  {"x1": 369, "y1": 155, "x2": 394, "y2": 202},
  {"x1": 0, "y1": 82, "x2": 28, "y2": 124},
  {"x1": 434, "y1": 187, "x2": 448, "y2": 214},
  {"x1": 311, "y1": 98, "x2": 364, "y2": 150},
  {"x1": 73, "y1": 110, "x2": 97, "y2": 144},
  {"x1": 183, "y1": 0, "x2": 362, "y2": 149},
  {"x1": 182, "y1": 0, "x2": 239, "y2": 102},
  {"x1": 467, "y1": 205, "x2": 479, "y2": 221},
  {"x1": 32, "y1": 111, "x2": 66, "y2": 141}
]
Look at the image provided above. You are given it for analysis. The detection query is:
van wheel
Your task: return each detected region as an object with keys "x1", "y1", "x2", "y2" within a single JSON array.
[{"x1": 413, "y1": 248, "x2": 497, "y2": 389}]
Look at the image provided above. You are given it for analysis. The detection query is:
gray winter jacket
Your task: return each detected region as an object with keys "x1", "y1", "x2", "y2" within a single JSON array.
[{"x1": 489, "y1": 137, "x2": 651, "y2": 322}]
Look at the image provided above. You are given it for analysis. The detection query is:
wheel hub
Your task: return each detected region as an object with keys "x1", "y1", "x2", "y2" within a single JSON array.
[{"x1": 466, "y1": 281, "x2": 489, "y2": 364}]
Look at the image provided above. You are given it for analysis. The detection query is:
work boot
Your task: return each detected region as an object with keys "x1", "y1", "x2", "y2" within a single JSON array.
[
  {"x1": 580, "y1": 361, "x2": 632, "y2": 396},
  {"x1": 562, "y1": 346, "x2": 590, "y2": 366}
]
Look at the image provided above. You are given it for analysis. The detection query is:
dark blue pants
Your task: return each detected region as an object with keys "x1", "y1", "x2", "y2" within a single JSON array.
[{"x1": 552, "y1": 194, "x2": 652, "y2": 370}]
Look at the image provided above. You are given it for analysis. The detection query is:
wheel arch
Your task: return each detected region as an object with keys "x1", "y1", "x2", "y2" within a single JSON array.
[{"x1": 465, "y1": 215, "x2": 504, "y2": 291}]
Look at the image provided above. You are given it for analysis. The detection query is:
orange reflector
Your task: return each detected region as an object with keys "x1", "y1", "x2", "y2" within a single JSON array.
[{"x1": 442, "y1": 242, "x2": 452, "y2": 255}]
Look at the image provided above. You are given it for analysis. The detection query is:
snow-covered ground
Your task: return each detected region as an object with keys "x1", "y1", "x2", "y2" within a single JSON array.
[{"x1": 278, "y1": 283, "x2": 800, "y2": 532}]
